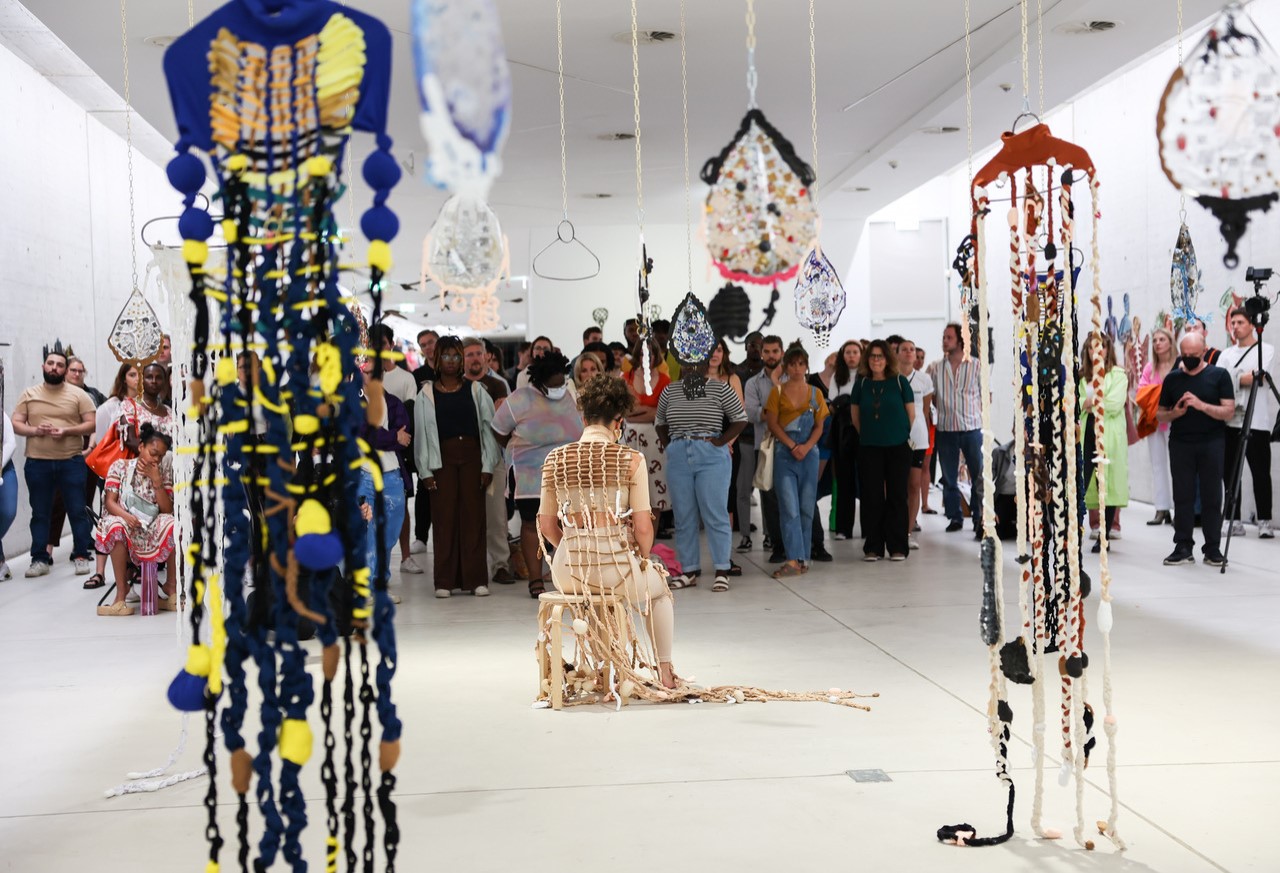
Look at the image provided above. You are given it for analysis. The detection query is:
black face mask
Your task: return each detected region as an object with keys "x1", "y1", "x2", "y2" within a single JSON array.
[{"x1": 1181, "y1": 355, "x2": 1202, "y2": 371}]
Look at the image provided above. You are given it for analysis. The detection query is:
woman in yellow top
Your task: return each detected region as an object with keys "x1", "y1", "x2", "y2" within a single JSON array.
[{"x1": 764, "y1": 344, "x2": 829, "y2": 578}]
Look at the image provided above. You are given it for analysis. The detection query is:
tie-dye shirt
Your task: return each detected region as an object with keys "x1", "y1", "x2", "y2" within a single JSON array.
[{"x1": 490, "y1": 386, "x2": 584, "y2": 498}]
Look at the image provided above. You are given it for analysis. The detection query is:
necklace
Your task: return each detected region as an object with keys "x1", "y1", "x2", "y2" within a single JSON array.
[
  {"x1": 868, "y1": 379, "x2": 889, "y2": 420},
  {"x1": 436, "y1": 379, "x2": 463, "y2": 393}
]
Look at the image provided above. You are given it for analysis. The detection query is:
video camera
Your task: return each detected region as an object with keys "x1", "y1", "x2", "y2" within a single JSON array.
[{"x1": 1243, "y1": 266, "x2": 1273, "y2": 329}]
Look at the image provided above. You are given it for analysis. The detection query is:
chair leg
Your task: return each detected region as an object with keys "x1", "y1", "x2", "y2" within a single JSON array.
[
  {"x1": 549, "y1": 603, "x2": 565, "y2": 711},
  {"x1": 535, "y1": 603, "x2": 552, "y2": 702}
]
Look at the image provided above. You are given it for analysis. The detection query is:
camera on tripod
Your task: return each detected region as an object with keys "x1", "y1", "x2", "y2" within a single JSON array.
[{"x1": 1243, "y1": 266, "x2": 1273, "y2": 328}]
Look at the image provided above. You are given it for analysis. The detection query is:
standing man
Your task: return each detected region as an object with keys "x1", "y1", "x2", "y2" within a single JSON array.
[
  {"x1": 414, "y1": 329, "x2": 438, "y2": 385},
  {"x1": 898, "y1": 339, "x2": 933, "y2": 549},
  {"x1": 733, "y1": 332, "x2": 765, "y2": 550},
  {"x1": 1184, "y1": 318, "x2": 1223, "y2": 365},
  {"x1": 12, "y1": 343, "x2": 96, "y2": 576},
  {"x1": 581, "y1": 325, "x2": 603, "y2": 349},
  {"x1": 928, "y1": 323, "x2": 984, "y2": 538},
  {"x1": 1221, "y1": 307, "x2": 1275, "y2": 538},
  {"x1": 462, "y1": 337, "x2": 517, "y2": 584},
  {"x1": 47, "y1": 355, "x2": 105, "y2": 564},
  {"x1": 411, "y1": 328, "x2": 438, "y2": 555},
  {"x1": 745, "y1": 335, "x2": 786, "y2": 562},
  {"x1": 1158, "y1": 332, "x2": 1235, "y2": 566}
]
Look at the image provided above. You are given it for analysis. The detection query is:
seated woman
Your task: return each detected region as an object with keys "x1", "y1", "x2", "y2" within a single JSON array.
[
  {"x1": 95, "y1": 424, "x2": 176, "y2": 616},
  {"x1": 537, "y1": 375, "x2": 677, "y2": 689}
]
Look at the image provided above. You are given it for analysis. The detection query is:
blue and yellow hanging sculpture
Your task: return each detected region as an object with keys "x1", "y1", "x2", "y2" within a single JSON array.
[{"x1": 162, "y1": 0, "x2": 402, "y2": 869}]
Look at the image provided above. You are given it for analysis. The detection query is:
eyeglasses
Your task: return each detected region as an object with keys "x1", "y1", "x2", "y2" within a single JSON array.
[
  {"x1": 69, "y1": 368, "x2": 86, "y2": 374},
  {"x1": 867, "y1": 353, "x2": 886, "y2": 360}
]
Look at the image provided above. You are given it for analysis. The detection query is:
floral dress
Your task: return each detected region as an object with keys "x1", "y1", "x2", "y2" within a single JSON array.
[
  {"x1": 95, "y1": 456, "x2": 176, "y2": 563},
  {"x1": 120, "y1": 397, "x2": 176, "y2": 441}
]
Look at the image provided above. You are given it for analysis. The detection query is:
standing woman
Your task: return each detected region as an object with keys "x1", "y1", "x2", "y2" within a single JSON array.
[
  {"x1": 655, "y1": 360, "x2": 748, "y2": 591},
  {"x1": 491, "y1": 351, "x2": 583, "y2": 598},
  {"x1": 828, "y1": 340, "x2": 862, "y2": 540},
  {"x1": 358, "y1": 363, "x2": 412, "y2": 600},
  {"x1": 122, "y1": 363, "x2": 176, "y2": 449},
  {"x1": 621, "y1": 337, "x2": 672, "y2": 523},
  {"x1": 1079, "y1": 333, "x2": 1130, "y2": 552},
  {"x1": 897, "y1": 339, "x2": 934, "y2": 550},
  {"x1": 572, "y1": 351, "x2": 605, "y2": 391},
  {"x1": 708, "y1": 339, "x2": 746, "y2": 549},
  {"x1": 850, "y1": 339, "x2": 914, "y2": 561},
  {"x1": 763, "y1": 344, "x2": 829, "y2": 578},
  {"x1": 415, "y1": 336, "x2": 500, "y2": 597},
  {"x1": 1139, "y1": 328, "x2": 1176, "y2": 525}
]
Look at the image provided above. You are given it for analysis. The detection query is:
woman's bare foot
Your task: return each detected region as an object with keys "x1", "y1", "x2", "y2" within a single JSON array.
[{"x1": 658, "y1": 662, "x2": 678, "y2": 689}]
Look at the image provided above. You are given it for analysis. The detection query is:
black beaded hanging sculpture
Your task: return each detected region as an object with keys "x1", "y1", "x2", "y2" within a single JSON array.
[
  {"x1": 937, "y1": 122, "x2": 1123, "y2": 853},
  {"x1": 161, "y1": 1, "x2": 404, "y2": 869},
  {"x1": 1157, "y1": 3, "x2": 1280, "y2": 268}
]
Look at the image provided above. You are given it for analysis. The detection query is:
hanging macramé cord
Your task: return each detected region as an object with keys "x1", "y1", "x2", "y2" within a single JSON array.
[
  {"x1": 532, "y1": 0, "x2": 601, "y2": 282},
  {"x1": 161, "y1": 2, "x2": 403, "y2": 869},
  {"x1": 938, "y1": 121, "x2": 1123, "y2": 852},
  {"x1": 1157, "y1": 3, "x2": 1280, "y2": 268}
]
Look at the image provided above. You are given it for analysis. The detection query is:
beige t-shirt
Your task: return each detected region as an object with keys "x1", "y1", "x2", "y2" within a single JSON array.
[{"x1": 15, "y1": 383, "x2": 95, "y2": 460}]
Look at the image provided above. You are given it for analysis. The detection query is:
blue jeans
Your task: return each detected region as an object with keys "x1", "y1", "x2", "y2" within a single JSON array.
[
  {"x1": 356, "y1": 468, "x2": 406, "y2": 585},
  {"x1": 936, "y1": 429, "x2": 984, "y2": 528},
  {"x1": 24, "y1": 456, "x2": 93, "y2": 562},
  {"x1": 0, "y1": 462, "x2": 18, "y2": 563},
  {"x1": 665, "y1": 439, "x2": 733, "y2": 573},
  {"x1": 774, "y1": 443, "x2": 820, "y2": 562}
]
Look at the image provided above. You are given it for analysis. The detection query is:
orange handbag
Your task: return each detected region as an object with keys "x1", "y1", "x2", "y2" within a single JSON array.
[
  {"x1": 85, "y1": 402, "x2": 138, "y2": 478},
  {"x1": 1133, "y1": 383, "x2": 1162, "y2": 440}
]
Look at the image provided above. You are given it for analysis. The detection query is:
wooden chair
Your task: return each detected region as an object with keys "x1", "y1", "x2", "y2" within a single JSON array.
[{"x1": 535, "y1": 591, "x2": 633, "y2": 710}]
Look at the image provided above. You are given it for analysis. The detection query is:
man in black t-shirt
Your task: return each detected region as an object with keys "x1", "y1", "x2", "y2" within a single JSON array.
[{"x1": 1157, "y1": 332, "x2": 1236, "y2": 566}]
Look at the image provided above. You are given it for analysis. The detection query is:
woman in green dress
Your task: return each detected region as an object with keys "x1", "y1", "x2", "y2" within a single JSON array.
[{"x1": 1079, "y1": 333, "x2": 1130, "y2": 553}]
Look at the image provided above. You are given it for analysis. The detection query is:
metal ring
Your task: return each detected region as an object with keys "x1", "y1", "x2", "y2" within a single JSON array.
[{"x1": 556, "y1": 219, "x2": 576, "y2": 243}]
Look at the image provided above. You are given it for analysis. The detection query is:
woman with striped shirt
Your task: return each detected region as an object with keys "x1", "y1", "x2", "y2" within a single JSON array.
[{"x1": 655, "y1": 363, "x2": 748, "y2": 592}]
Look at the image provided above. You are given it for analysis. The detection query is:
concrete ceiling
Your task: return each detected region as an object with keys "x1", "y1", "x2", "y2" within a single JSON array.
[{"x1": 13, "y1": 0, "x2": 1226, "y2": 258}]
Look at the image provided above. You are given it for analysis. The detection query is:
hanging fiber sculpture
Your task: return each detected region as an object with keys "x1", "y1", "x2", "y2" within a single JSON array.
[
  {"x1": 1157, "y1": 2, "x2": 1280, "y2": 268},
  {"x1": 1170, "y1": 222, "x2": 1206, "y2": 323},
  {"x1": 162, "y1": 2, "x2": 403, "y2": 870},
  {"x1": 937, "y1": 121, "x2": 1124, "y2": 853},
  {"x1": 706, "y1": 282, "x2": 753, "y2": 342},
  {"x1": 413, "y1": 0, "x2": 511, "y2": 332},
  {"x1": 107, "y1": 288, "x2": 166, "y2": 366}
]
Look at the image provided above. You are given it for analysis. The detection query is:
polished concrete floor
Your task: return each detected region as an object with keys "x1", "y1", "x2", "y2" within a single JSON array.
[{"x1": 0, "y1": 495, "x2": 1276, "y2": 872}]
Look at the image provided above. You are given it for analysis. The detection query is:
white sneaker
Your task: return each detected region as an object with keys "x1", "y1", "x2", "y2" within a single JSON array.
[
  {"x1": 0, "y1": 562, "x2": 11, "y2": 581},
  {"x1": 24, "y1": 562, "x2": 50, "y2": 578},
  {"x1": 908, "y1": 536, "x2": 920, "y2": 550},
  {"x1": 410, "y1": 539, "x2": 427, "y2": 554},
  {"x1": 1259, "y1": 520, "x2": 1275, "y2": 539},
  {"x1": 1229, "y1": 520, "x2": 1247, "y2": 537},
  {"x1": 1108, "y1": 527, "x2": 1121, "y2": 541},
  {"x1": 434, "y1": 588, "x2": 451, "y2": 599},
  {"x1": 125, "y1": 588, "x2": 140, "y2": 604},
  {"x1": 74, "y1": 558, "x2": 91, "y2": 575},
  {"x1": 1088, "y1": 528, "x2": 1100, "y2": 541},
  {"x1": 474, "y1": 585, "x2": 490, "y2": 597},
  {"x1": 399, "y1": 556, "x2": 425, "y2": 574}
]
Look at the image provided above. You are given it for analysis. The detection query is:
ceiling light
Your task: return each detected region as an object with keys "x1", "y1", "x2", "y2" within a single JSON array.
[
  {"x1": 144, "y1": 35, "x2": 179, "y2": 48},
  {"x1": 1054, "y1": 20, "x2": 1121, "y2": 35},
  {"x1": 840, "y1": 185, "x2": 871, "y2": 193},
  {"x1": 919, "y1": 125, "x2": 961, "y2": 135},
  {"x1": 597, "y1": 132, "x2": 636, "y2": 141},
  {"x1": 611, "y1": 30, "x2": 679, "y2": 45}
]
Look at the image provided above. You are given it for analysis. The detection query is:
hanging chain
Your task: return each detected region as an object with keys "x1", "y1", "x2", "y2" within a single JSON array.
[
  {"x1": 965, "y1": 0, "x2": 973, "y2": 186},
  {"x1": 630, "y1": 0, "x2": 644, "y2": 235},
  {"x1": 1177, "y1": 0, "x2": 1186, "y2": 219},
  {"x1": 1020, "y1": 0, "x2": 1030, "y2": 112},
  {"x1": 808, "y1": 0, "x2": 819, "y2": 183},
  {"x1": 556, "y1": 0, "x2": 569, "y2": 221},
  {"x1": 745, "y1": 0, "x2": 758, "y2": 108},
  {"x1": 120, "y1": 0, "x2": 139, "y2": 293},
  {"x1": 188, "y1": 0, "x2": 194, "y2": 26},
  {"x1": 1036, "y1": 0, "x2": 1045, "y2": 116},
  {"x1": 680, "y1": 0, "x2": 692, "y2": 293}
]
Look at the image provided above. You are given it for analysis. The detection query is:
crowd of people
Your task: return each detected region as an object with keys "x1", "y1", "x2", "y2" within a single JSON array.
[{"x1": 1, "y1": 307, "x2": 1275, "y2": 613}]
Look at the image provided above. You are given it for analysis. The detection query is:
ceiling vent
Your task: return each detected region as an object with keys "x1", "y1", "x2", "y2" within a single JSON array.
[
  {"x1": 597, "y1": 132, "x2": 636, "y2": 141},
  {"x1": 611, "y1": 30, "x2": 679, "y2": 45},
  {"x1": 920, "y1": 125, "x2": 961, "y2": 135},
  {"x1": 584, "y1": 192, "x2": 614, "y2": 199},
  {"x1": 1054, "y1": 20, "x2": 1120, "y2": 35}
]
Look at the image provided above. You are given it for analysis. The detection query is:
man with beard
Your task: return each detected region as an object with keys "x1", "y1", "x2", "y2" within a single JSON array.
[
  {"x1": 462, "y1": 337, "x2": 516, "y2": 584},
  {"x1": 11, "y1": 343, "x2": 96, "y2": 576},
  {"x1": 732, "y1": 331, "x2": 766, "y2": 550},
  {"x1": 745, "y1": 335, "x2": 786, "y2": 562}
]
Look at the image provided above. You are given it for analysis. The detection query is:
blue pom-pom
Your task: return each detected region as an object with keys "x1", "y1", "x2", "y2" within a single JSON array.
[
  {"x1": 295, "y1": 532, "x2": 344, "y2": 571},
  {"x1": 362, "y1": 149, "x2": 401, "y2": 190},
  {"x1": 167, "y1": 669, "x2": 207, "y2": 712},
  {"x1": 360, "y1": 206, "x2": 400, "y2": 244},
  {"x1": 166, "y1": 153, "x2": 205, "y2": 195},
  {"x1": 178, "y1": 207, "x2": 214, "y2": 241}
]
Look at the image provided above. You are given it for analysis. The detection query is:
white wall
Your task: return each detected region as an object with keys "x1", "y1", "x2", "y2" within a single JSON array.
[
  {"x1": 852, "y1": 13, "x2": 1280, "y2": 518},
  {"x1": 1, "y1": 39, "x2": 174, "y2": 556}
]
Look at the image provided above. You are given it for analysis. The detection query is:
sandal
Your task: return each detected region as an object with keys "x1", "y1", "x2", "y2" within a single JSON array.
[
  {"x1": 771, "y1": 561, "x2": 804, "y2": 579},
  {"x1": 83, "y1": 573, "x2": 106, "y2": 590},
  {"x1": 668, "y1": 573, "x2": 699, "y2": 589},
  {"x1": 711, "y1": 574, "x2": 730, "y2": 592},
  {"x1": 97, "y1": 601, "x2": 137, "y2": 617},
  {"x1": 528, "y1": 580, "x2": 546, "y2": 599},
  {"x1": 727, "y1": 562, "x2": 742, "y2": 577}
]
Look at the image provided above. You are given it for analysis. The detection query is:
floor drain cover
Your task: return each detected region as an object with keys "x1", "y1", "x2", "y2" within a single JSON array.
[{"x1": 846, "y1": 769, "x2": 891, "y2": 783}]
